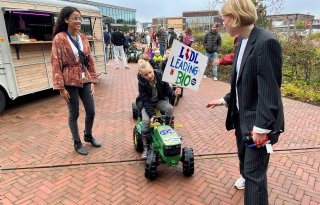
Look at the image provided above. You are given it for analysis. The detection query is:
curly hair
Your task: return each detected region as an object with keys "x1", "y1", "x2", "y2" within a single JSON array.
[{"x1": 53, "y1": 6, "x2": 81, "y2": 37}]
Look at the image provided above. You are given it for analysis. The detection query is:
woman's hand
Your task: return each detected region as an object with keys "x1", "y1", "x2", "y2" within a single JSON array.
[
  {"x1": 59, "y1": 89, "x2": 70, "y2": 103},
  {"x1": 91, "y1": 83, "x2": 95, "y2": 96},
  {"x1": 252, "y1": 132, "x2": 268, "y2": 148},
  {"x1": 174, "y1": 88, "x2": 181, "y2": 96},
  {"x1": 206, "y1": 99, "x2": 223, "y2": 108}
]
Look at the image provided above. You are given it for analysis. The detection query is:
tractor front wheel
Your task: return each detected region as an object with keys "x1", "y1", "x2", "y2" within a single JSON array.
[
  {"x1": 182, "y1": 147, "x2": 194, "y2": 177},
  {"x1": 145, "y1": 150, "x2": 158, "y2": 180}
]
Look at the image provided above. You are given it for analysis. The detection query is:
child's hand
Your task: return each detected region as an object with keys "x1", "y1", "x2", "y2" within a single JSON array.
[{"x1": 175, "y1": 88, "x2": 181, "y2": 96}]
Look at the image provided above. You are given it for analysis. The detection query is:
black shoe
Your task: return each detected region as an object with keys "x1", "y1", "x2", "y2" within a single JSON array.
[
  {"x1": 74, "y1": 141, "x2": 88, "y2": 155},
  {"x1": 84, "y1": 134, "x2": 101, "y2": 147}
]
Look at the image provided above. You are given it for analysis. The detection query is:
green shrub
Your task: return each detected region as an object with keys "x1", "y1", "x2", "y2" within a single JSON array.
[
  {"x1": 311, "y1": 33, "x2": 320, "y2": 40},
  {"x1": 281, "y1": 83, "x2": 320, "y2": 105},
  {"x1": 220, "y1": 33, "x2": 234, "y2": 54}
]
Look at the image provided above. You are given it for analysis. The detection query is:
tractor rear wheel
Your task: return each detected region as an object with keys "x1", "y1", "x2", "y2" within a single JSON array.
[{"x1": 133, "y1": 126, "x2": 143, "y2": 152}]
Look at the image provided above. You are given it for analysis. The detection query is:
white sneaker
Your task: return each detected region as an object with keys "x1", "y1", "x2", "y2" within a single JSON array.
[
  {"x1": 213, "y1": 77, "x2": 218, "y2": 81},
  {"x1": 234, "y1": 176, "x2": 245, "y2": 190},
  {"x1": 203, "y1": 75, "x2": 208, "y2": 79},
  {"x1": 115, "y1": 66, "x2": 119, "y2": 69},
  {"x1": 125, "y1": 65, "x2": 130, "y2": 69}
]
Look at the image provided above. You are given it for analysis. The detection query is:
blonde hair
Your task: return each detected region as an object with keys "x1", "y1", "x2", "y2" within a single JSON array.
[
  {"x1": 154, "y1": 49, "x2": 160, "y2": 55},
  {"x1": 220, "y1": 0, "x2": 257, "y2": 29},
  {"x1": 138, "y1": 59, "x2": 153, "y2": 75}
]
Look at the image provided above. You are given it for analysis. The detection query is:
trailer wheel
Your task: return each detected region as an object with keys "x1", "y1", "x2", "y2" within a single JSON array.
[{"x1": 0, "y1": 89, "x2": 6, "y2": 114}]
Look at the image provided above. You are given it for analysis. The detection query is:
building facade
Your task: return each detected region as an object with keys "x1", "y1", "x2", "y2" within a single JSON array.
[
  {"x1": 61, "y1": 0, "x2": 136, "y2": 31},
  {"x1": 152, "y1": 17, "x2": 186, "y2": 32},
  {"x1": 183, "y1": 10, "x2": 221, "y2": 32}
]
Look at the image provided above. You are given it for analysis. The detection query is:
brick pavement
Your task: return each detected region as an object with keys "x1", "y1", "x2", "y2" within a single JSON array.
[{"x1": 1, "y1": 61, "x2": 320, "y2": 204}]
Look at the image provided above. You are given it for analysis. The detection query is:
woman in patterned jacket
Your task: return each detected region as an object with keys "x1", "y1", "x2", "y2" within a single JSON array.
[{"x1": 51, "y1": 6, "x2": 101, "y2": 155}]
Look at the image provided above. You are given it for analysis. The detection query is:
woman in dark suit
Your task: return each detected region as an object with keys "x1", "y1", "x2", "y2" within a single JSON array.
[{"x1": 207, "y1": 0, "x2": 284, "y2": 204}]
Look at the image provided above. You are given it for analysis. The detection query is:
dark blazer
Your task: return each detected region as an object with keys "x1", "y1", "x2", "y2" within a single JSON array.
[{"x1": 223, "y1": 26, "x2": 284, "y2": 141}]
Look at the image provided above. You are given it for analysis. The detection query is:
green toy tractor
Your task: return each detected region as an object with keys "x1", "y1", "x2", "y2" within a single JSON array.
[{"x1": 133, "y1": 108, "x2": 195, "y2": 180}]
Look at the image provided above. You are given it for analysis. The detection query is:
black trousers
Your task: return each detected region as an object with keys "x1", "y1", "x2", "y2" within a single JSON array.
[
  {"x1": 65, "y1": 83, "x2": 95, "y2": 142},
  {"x1": 234, "y1": 112, "x2": 270, "y2": 205}
]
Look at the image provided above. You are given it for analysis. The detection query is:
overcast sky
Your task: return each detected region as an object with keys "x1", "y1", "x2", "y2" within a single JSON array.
[{"x1": 94, "y1": 0, "x2": 320, "y2": 22}]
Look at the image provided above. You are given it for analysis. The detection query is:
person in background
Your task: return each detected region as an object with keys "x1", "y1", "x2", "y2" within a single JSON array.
[
  {"x1": 145, "y1": 31, "x2": 151, "y2": 50},
  {"x1": 182, "y1": 27, "x2": 194, "y2": 47},
  {"x1": 167, "y1": 26, "x2": 177, "y2": 49},
  {"x1": 206, "y1": 0, "x2": 284, "y2": 204},
  {"x1": 103, "y1": 26, "x2": 110, "y2": 65},
  {"x1": 155, "y1": 25, "x2": 167, "y2": 57},
  {"x1": 51, "y1": 6, "x2": 101, "y2": 155},
  {"x1": 151, "y1": 25, "x2": 157, "y2": 48},
  {"x1": 111, "y1": 29, "x2": 129, "y2": 69},
  {"x1": 152, "y1": 49, "x2": 162, "y2": 67},
  {"x1": 161, "y1": 48, "x2": 171, "y2": 72},
  {"x1": 213, "y1": 35, "x2": 239, "y2": 66},
  {"x1": 203, "y1": 23, "x2": 221, "y2": 80}
]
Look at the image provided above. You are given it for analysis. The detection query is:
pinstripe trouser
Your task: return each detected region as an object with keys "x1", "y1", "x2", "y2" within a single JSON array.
[{"x1": 235, "y1": 113, "x2": 270, "y2": 205}]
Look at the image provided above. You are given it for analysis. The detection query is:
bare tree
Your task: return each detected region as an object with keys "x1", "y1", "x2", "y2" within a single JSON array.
[
  {"x1": 204, "y1": 0, "x2": 284, "y2": 28},
  {"x1": 205, "y1": 0, "x2": 284, "y2": 14},
  {"x1": 204, "y1": 0, "x2": 219, "y2": 26}
]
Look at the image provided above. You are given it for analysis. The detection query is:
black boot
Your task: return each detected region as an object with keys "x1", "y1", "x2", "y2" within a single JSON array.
[
  {"x1": 141, "y1": 133, "x2": 150, "y2": 160},
  {"x1": 74, "y1": 140, "x2": 88, "y2": 155},
  {"x1": 84, "y1": 132, "x2": 101, "y2": 147}
]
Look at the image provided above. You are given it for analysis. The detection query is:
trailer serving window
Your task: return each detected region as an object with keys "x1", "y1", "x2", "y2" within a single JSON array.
[{"x1": 5, "y1": 11, "x2": 54, "y2": 42}]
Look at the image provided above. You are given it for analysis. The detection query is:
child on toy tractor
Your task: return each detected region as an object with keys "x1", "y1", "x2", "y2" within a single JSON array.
[
  {"x1": 127, "y1": 43, "x2": 141, "y2": 63},
  {"x1": 136, "y1": 59, "x2": 181, "y2": 159}
]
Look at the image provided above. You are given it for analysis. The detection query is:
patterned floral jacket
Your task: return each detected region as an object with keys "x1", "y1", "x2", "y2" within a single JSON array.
[{"x1": 51, "y1": 32, "x2": 97, "y2": 90}]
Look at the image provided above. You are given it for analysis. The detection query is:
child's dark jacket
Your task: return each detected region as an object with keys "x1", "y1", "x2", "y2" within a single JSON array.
[{"x1": 136, "y1": 69, "x2": 174, "y2": 118}]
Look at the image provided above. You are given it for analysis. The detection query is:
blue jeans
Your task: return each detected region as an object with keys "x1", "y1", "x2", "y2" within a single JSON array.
[
  {"x1": 159, "y1": 43, "x2": 166, "y2": 57},
  {"x1": 105, "y1": 45, "x2": 109, "y2": 63},
  {"x1": 205, "y1": 52, "x2": 218, "y2": 78}
]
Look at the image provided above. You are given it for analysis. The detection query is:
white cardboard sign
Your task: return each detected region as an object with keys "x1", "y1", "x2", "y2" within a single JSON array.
[{"x1": 162, "y1": 40, "x2": 207, "y2": 91}]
